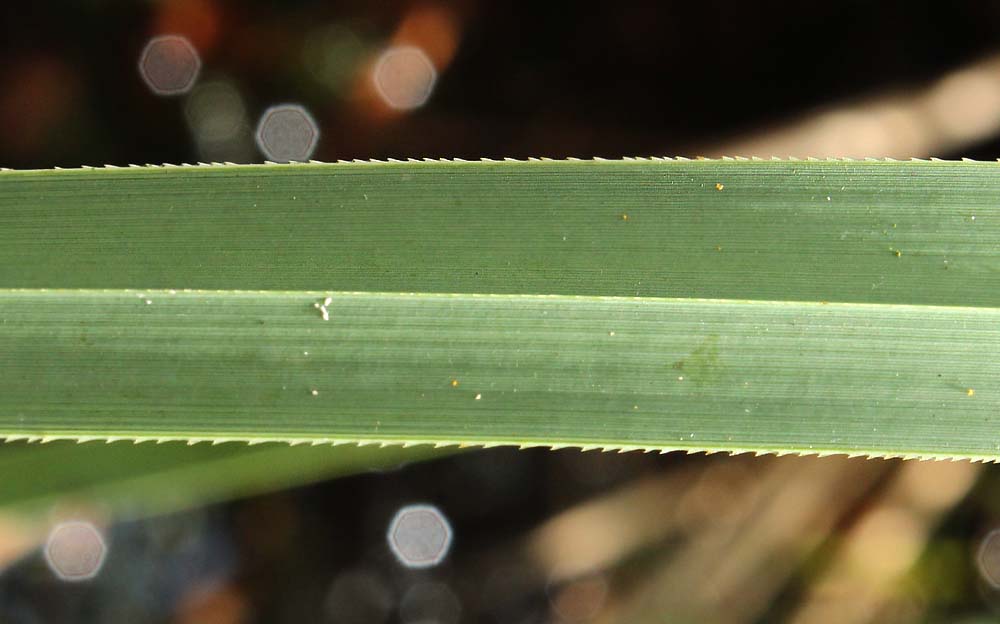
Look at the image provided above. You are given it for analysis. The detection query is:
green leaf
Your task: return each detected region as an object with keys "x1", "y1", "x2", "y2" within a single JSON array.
[
  {"x1": 0, "y1": 440, "x2": 443, "y2": 518},
  {"x1": 0, "y1": 288, "x2": 996, "y2": 459},
  {"x1": 2, "y1": 159, "x2": 999, "y2": 459}
]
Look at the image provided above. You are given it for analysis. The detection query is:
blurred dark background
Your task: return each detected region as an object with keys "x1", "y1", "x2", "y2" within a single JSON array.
[
  {"x1": 6, "y1": 2, "x2": 1000, "y2": 623},
  {"x1": 7, "y1": 1, "x2": 1000, "y2": 168}
]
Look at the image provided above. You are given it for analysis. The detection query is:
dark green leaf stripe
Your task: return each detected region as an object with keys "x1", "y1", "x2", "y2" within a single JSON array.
[
  {"x1": 0, "y1": 438, "x2": 441, "y2": 518},
  {"x1": 1, "y1": 159, "x2": 997, "y2": 306}
]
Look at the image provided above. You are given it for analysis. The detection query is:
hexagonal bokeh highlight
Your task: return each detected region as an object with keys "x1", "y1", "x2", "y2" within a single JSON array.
[
  {"x1": 387, "y1": 504, "x2": 452, "y2": 569},
  {"x1": 400, "y1": 581, "x2": 462, "y2": 624},
  {"x1": 44, "y1": 521, "x2": 107, "y2": 582},
  {"x1": 372, "y1": 46, "x2": 437, "y2": 111},
  {"x1": 548, "y1": 573, "x2": 609, "y2": 622},
  {"x1": 139, "y1": 35, "x2": 201, "y2": 96},
  {"x1": 324, "y1": 569, "x2": 394, "y2": 624},
  {"x1": 979, "y1": 528, "x2": 1000, "y2": 588},
  {"x1": 255, "y1": 104, "x2": 320, "y2": 162}
]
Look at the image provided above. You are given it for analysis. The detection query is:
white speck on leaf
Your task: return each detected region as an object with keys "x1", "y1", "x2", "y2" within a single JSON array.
[{"x1": 315, "y1": 298, "x2": 331, "y2": 321}]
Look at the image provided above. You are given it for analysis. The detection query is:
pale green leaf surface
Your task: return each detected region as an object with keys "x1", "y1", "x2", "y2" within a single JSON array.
[
  {"x1": 1, "y1": 159, "x2": 999, "y2": 459},
  {"x1": 0, "y1": 289, "x2": 996, "y2": 459}
]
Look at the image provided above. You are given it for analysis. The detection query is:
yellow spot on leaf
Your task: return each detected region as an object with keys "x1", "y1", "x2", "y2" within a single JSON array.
[
  {"x1": 621, "y1": 213, "x2": 629, "y2": 221},
  {"x1": 671, "y1": 335, "x2": 722, "y2": 387},
  {"x1": 967, "y1": 388, "x2": 975, "y2": 397},
  {"x1": 450, "y1": 379, "x2": 459, "y2": 388},
  {"x1": 715, "y1": 183, "x2": 724, "y2": 191}
]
